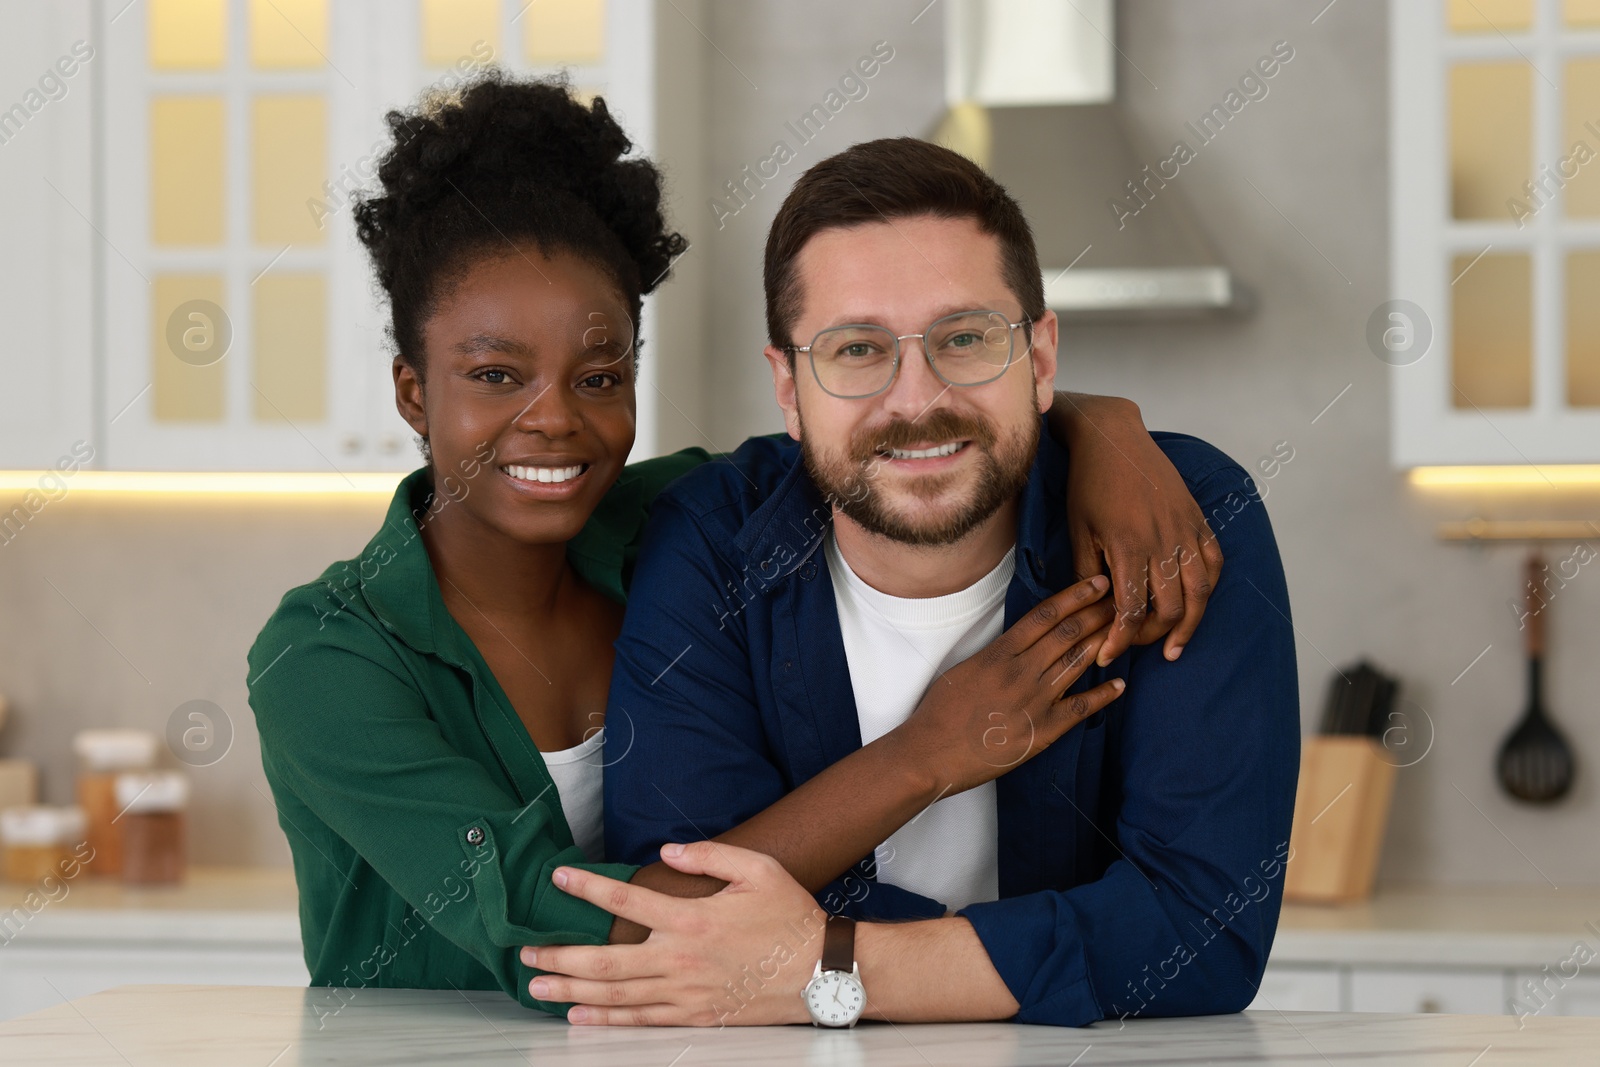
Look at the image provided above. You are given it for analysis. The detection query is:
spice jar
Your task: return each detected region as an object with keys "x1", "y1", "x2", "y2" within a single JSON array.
[
  {"x1": 1, "y1": 806, "x2": 87, "y2": 884},
  {"x1": 73, "y1": 729, "x2": 158, "y2": 878},
  {"x1": 114, "y1": 771, "x2": 188, "y2": 885}
]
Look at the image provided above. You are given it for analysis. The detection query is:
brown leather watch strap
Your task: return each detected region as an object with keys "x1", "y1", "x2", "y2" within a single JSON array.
[{"x1": 821, "y1": 915, "x2": 856, "y2": 973}]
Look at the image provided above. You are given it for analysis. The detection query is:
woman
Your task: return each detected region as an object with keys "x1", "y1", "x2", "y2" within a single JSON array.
[{"x1": 246, "y1": 71, "x2": 1221, "y2": 1020}]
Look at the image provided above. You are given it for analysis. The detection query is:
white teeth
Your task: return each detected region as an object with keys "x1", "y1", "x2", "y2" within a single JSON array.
[
  {"x1": 502, "y1": 464, "x2": 586, "y2": 484},
  {"x1": 888, "y1": 441, "x2": 964, "y2": 460}
]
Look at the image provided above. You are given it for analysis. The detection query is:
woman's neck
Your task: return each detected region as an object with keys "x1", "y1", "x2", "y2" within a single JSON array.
[{"x1": 417, "y1": 486, "x2": 572, "y2": 623}]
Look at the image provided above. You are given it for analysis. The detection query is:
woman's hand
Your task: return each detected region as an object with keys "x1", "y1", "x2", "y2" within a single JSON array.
[
  {"x1": 1046, "y1": 392, "x2": 1223, "y2": 665},
  {"x1": 526, "y1": 842, "x2": 824, "y2": 1027},
  {"x1": 885, "y1": 574, "x2": 1126, "y2": 799}
]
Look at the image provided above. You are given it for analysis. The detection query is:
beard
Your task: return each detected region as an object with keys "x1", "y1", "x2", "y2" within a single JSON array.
[{"x1": 800, "y1": 404, "x2": 1039, "y2": 547}]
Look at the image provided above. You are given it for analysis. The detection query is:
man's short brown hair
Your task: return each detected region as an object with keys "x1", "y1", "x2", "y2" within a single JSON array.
[{"x1": 763, "y1": 137, "x2": 1045, "y2": 351}]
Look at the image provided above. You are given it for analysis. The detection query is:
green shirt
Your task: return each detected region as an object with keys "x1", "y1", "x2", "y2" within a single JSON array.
[{"x1": 246, "y1": 448, "x2": 710, "y2": 1018}]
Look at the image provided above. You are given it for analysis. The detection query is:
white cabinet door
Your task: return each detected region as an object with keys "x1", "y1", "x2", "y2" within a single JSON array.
[
  {"x1": 1349, "y1": 967, "x2": 1506, "y2": 1015},
  {"x1": 0, "y1": 943, "x2": 309, "y2": 1022},
  {"x1": 0, "y1": 0, "x2": 95, "y2": 471},
  {"x1": 1509, "y1": 972, "x2": 1600, "y2": 1018},
  {"x1": 1246, "y1": 965, "x2": 1343, "y2": 1012}
]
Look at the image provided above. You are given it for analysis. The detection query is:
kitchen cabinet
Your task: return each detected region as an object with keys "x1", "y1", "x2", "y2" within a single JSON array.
[
  {"x1": 1347, "y1": 967, "x2": 1506, "y2": 1016},
  {"x1": 0, "y1": 867, "x2": 305, "y2": 1023},
  {"x1": 1388, "y1": 4, "x2": 1600, "y2": 466},
  {"x1": 5, "y1": 0, "x2": 702, "y2": 472},
  {"x1": 0, "y1": 1, "x2": 96, "y2": 470},
  {"x1": 1253, "y1": 886, "x2": 1600, "y2": 1017},
  {"x1": 1245, "y1": 965, "x2": 1343, "y2": 1013},
  {"x1": 1510, "y1": 972, "x2": 1600, "y2": 1018}
]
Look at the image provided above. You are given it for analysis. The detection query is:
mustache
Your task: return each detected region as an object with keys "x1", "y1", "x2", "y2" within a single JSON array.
[{"x1": 851, "y1": 409, "x2": 996, "y2": 462}]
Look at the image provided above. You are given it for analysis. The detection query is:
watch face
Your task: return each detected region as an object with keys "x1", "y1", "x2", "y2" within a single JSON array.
[{"x1": 804, "y1": 970, "x2": 864, "y2": 1027}]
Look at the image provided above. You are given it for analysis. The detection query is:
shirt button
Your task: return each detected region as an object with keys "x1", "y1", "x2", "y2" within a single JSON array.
[
  {"x1": 465, "y1": 827, "x2": 485, "y2": 846},
  {"x1": 800, "y1": 561, "x2": 817, "y2": 580}
]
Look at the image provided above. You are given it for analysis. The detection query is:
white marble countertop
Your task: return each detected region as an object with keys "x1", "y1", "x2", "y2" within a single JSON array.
[
  {"x1": 2, "y1": 984, "x2": 1597, "y2": 1065},
  {"x1": 0, "y1": 867, "x2": 300, "y2": 946}
]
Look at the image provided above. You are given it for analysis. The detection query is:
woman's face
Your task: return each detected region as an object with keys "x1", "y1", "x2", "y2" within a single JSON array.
[{"x1": 395, "y1": 246, "x2": 637, "y2": 546}]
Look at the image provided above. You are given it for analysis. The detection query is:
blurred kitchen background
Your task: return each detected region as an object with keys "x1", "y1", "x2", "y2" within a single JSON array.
[{"x1": 2, "y1": 0, "x2": 1599, "y2": 1022}]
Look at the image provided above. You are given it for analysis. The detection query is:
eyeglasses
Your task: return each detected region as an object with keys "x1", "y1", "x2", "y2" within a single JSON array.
[{"x1": 784, "y1": 310, "x2": 1032, "y2": 400}]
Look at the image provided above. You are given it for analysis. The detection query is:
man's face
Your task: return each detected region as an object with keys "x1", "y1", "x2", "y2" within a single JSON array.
[{"x1": 764, "y1": 214, "x2": 1058, "y2": 546}]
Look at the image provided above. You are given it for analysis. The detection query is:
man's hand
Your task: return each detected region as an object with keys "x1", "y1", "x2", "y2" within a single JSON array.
[
  {"x1": 1048, "y1": 392, "x2": 1223, "y2": 665},
  {"x1": 526, "y1": 842, "x2": 824, "y2": 1027},
  {"x1": 887, "y1": 573, "x2": 1127, "y2": 798}
]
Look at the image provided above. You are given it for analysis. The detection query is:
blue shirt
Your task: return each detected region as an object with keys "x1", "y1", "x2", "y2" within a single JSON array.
[{"x1": 604, "y1": 415, "x2": 1300, "y2": 1027}]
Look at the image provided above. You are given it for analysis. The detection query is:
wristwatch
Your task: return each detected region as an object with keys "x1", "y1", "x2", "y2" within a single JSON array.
[{"x1": 802, "y1": 915, "x2": 865, "y2": 1028}]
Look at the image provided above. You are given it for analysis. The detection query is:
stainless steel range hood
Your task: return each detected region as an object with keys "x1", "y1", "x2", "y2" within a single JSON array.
[{"x1": 933, "y1": 0, "x2": 1249, "y2": 319}]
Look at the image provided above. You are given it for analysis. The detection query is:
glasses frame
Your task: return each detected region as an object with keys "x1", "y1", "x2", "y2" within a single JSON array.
[{"x1": 783, "y1": 310, "x2": 1034, "y2": 400}]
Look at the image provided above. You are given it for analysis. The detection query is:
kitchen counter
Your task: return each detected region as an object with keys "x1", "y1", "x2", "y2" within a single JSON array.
[
  {"x1": 1273, "y1": 884, "x2": 1600, "y2": 967},
  {"x1": 0, "y1": 867, "x2": 306, "y2": 1023},
  {"x1": 2, "y1": 984, "x2": 1597, "y2": 1065},
  {"x1": 0, "y1": 866, "x2": 300, "y2": 946}
]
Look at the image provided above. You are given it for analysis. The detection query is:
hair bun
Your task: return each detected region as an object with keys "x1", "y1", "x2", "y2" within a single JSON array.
[{"x1": 354, "y1": 70, "x2": 687, "y2": 376}]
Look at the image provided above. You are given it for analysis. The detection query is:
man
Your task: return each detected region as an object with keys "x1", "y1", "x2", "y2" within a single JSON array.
[{"x1": 525, "y1": 138, "x2": 1300, "y2": 1027}]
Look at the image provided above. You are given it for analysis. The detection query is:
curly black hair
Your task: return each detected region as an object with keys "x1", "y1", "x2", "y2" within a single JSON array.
[{"x1": 354, "y1": 70, "x2": 687, "y2": 382}]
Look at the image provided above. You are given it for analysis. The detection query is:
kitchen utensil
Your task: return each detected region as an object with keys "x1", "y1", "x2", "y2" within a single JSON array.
[
  {"x1": 1317, "y1": 660, "x2": 1398, "y2": 737},
  {"x1": 1496, "y1": 551, "x2": 1576, "y2": 803}
]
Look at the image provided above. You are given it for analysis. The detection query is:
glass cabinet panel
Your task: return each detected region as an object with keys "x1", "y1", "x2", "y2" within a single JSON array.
[
  {"x1": 1448, "y1": 0, "x2": 1534, "y2": 32},
  {"x1": 153, "y1": 274, "x2": 228, "y2": 423},
  {"x1": 524, "y1": 0, "x2": 606, "y2": 65},
  {"x1": 149, "y1": 0, "x2": 227, "y2": 70},
  {"x1": 250, "y1": 0, "x2": 328, "y2": 69},
  {"x1": 1565, "y1": 0, "x2": 1600, "y2": 27},
  {"x1": 252, "y1": 95, "x2": 327, "y2": 246},
  {"x1": 1568, "y1": 251, "x2": 1600, "y2": 407},
  {"x1": 150, "y1": 97, "x2": 226, "y2": 246},
  {"x1": 1451, "y1": 252, "x2": 1532, "y2": 408},
  {"x1": 1450, "y1": 63, "x2": 1532, "y2": 220},
  {"x1": 254, "y1": 274, "x2": 327, "y2": 423},
  {"x1": 422, "y1": 0, "x2": 499, "y2": 67},
  {"x1": 1563, "y1": 60, "x2": 1600, "y2": 218}
]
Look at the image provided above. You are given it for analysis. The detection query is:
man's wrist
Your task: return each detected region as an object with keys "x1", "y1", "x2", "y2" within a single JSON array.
[{"x1": 854, "y1": 917, "x2": 1021, "y2": 1023}]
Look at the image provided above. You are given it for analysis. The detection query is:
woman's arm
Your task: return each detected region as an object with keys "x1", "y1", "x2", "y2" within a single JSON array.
[
  {"x1": 608, "y1": 574, "x2": 1125, "y2": 943},
  {"x1": 1044, "y1": 391, "x2": 1224, "y2": 664}
]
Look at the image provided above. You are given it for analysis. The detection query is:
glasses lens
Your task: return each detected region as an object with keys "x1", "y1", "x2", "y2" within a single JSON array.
[
  {"x1": 810, "y1": 326, "x2": 898, "y2": 397},
  {"x1": 928, "y1": 312, "x2": 1013, "y2": 384}
]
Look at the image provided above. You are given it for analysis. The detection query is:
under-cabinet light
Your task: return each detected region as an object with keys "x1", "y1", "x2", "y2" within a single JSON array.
[
  {"x1": 0, "y1": 471, "x2": 408, "y2": 496},
  {"x1": 1408, "y1": 465, "x2": 1600, "y2": 489}
]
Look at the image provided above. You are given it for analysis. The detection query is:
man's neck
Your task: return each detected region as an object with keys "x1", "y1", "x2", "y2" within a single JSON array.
[{"x1": 830, "y1": 497, "x2": 1019, "y2": 599}]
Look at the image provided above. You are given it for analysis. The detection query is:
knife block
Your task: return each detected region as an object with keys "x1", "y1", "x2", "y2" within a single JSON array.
[{"x1": 1284, "y1": 736, "x2": 1397, "y2": 903}]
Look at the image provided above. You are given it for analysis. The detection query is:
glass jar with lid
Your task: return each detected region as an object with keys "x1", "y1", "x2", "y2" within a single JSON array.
[{"x1": 72, "y1": 729, "x2": 158, "y2": 878}]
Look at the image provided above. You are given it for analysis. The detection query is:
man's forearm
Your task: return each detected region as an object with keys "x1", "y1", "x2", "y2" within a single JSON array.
[{"x1": 857, "y1": 917, "x2": 1019, "y2": 1022}]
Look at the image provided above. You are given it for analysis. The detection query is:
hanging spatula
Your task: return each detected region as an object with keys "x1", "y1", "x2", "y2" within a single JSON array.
[{"x1": 1496, "y1": 550, "x2": 1576, "y2": 804}]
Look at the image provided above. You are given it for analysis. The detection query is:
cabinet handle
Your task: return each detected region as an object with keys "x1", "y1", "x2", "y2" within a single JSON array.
[
  {"x1": 1418, "y1": 997, "x2": 1441, "y2": 1014},
  {"x1": 341, "y1": 435, "x2": 363, "y2": 454}
]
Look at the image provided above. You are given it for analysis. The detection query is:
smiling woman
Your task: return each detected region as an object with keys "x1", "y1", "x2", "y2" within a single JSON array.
[{"x1": 244, "y1": 69, "x2": 1227, "y2": 1024}]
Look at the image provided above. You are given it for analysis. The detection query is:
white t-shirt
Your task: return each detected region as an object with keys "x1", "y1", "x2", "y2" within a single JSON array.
[
  {"x1": 542, "y1": 729, "x2": 605, "y2": 863},
  {"x1": 824, "y1": 529, "x2": 1013, "y2": 911}
]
